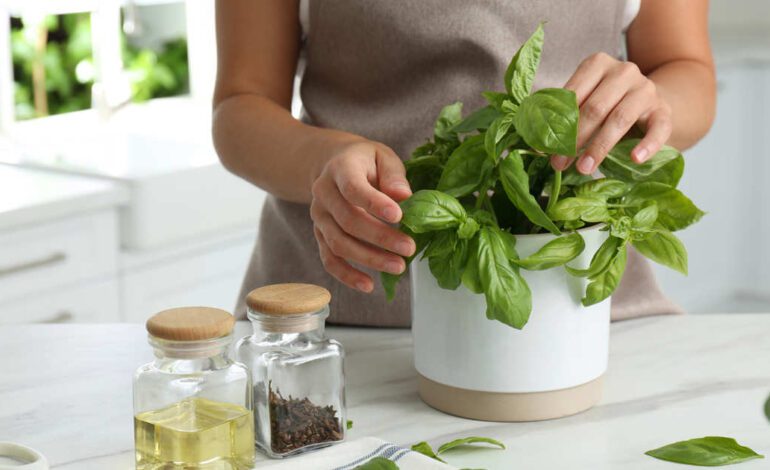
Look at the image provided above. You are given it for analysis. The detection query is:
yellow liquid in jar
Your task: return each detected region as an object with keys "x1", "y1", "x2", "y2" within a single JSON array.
[{"x1": 134, "y1": 397, "x2": 255, "y2": 469}]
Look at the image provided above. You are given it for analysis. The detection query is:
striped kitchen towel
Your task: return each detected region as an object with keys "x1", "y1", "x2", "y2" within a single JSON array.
[{"x1": 258, "y1": 437, "x2": 455, "y2": 469}]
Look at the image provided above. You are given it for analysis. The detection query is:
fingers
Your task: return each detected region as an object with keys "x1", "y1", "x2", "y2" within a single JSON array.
[
  {"x1": 376, "y1": 146, "x2": 412, "y2": 202},
  {"x1": 315, "y1": 227, "x2": 374, "y2": 292},
  {"x1": 316, "y1": 178, "x2": 415, "y2": 257},
  {"x1": 564, "y1": 52, "x2": 614, "y2": 105},
  {"x1": 313, "y1": 209, "x2": 406, "y2": 276},
  {"x1": 632, "y1": 106, "x2": 672, "y2": 163},
  {"x1": 332, "y1": 159, "x2": 402, "y2": 224},
  {"x1": 576, "y1": 62, "x2": 642, "y2": 153},
  {"x1": 580, "y1": 82, "x2": 656, "y2": 172},
  {"x1": 551, "y1": 155, "x2": 574, "y2": 171}
]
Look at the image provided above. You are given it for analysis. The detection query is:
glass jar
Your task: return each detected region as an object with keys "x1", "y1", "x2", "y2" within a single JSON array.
[
  {"x1": 235, "y1": 283, "x2": 346, "y2": 458},
  {"x1": 133, "y1": 307, "x2": 255, "y2": 470}
]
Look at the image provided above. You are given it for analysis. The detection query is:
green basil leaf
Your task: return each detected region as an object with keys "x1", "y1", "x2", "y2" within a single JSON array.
[
  {"x1": 504, "y1": 22, "x2": 544, "y2": 102},
  {"x1": 513, "y1": 233, "x2": 585, "y2": 270},
  {"x1": 410, "y1": 141, "x2": 435, "y2": 159},
  {"x1": 561, "y1": 167, "x2": 595, "y2": 187},
  {"x1": 354, "y1": 457, "x2": 401, "y2": 470},
  {"x1": 381, "y1": 228, "x2": 433, "y2": 301},
  {"x1": 425, "y1": 230, "x2": 457, "y2": 259},
  {"x1": 514, "y1": 88, "x2": 579, "y2": 156},
  {"x1": 501, "y1": 99, "x2": 519, "y2": 114},
  {"x1": 497, "y1": 114, "x2": 515, "y2": 143},
  {"x1": 437, "y1": 436, "x2": 506, "y2": 454},
  {"x1": 549, "y1": 196, "x2": 610, "y2": 223},
  {"x1": 461, "y1": 234, "x2": 484, "y2": 294},
  {"x1": 632, "y1": 229, "x2": 688, "y2": 275},
  {"x1": 482, "y1": 91, "x2": 509, "y2": 111},
  {"x1": 610, "y1": 216, "x2": 632, "y2": 240},
  {"x1": 400, "y1": 190, "x2": 467, "y2": 233},
  {"x1": 346, "y1": 419, "x2": 353, "y2": 430},
  {"x1": 405, "y1": 154, "x2": 443, "y2": 192},
  {"x1": 470, "y1": 209, "x2": 497, "y2": 227},
  {"x1": 438, "y1": 135, "x2": 491, "y2": 197},
  {"x1": 645, "y1": 436, "x2": 764, "y2": 467},
  {"x1": 632, "y1": 202, "x2": 658, "y2": 230},
  {"x1": 574, "y1": 178, "x2": 629, "y2": 199},
  {"x1": 457, "y1": 217, "x2": 480, "y2": 240},
  {"x1": 429, "y1": 236, "x2": 469, "y2": 290},
  {"x1": 582, "y1": 241, "x2": 627, "y2": 306},
  {"x1": 563, "y1": 219, "x2": 586, "y2": 230},
  {"x1": 602, "y1": 139, "x2": 684, "y2": 187},
  {"x1": 411, "y1": 442, "x2": 445, "y2": 463},
  {"x1": 485, "y1": 118, "x2": 501, "y2": 162},
  {"x1": 566, "y1": 235, "x2": 623, "y2": 278},
  {"x1": 499, "y1": 151, "x2": 561, "y2": 235},
  {"x1": 624, "y1": 182, "x2": 705, "y2": 231},
  {"x1": 451, "y1": 105, "x2": 502, "y2": 133},
  {"x1": 434, "y1": 102, "x2": 463, "y2": 142},
  {"x1": 764, "y1": 393, "x2": 770, "y2": 423},
  {"x1": 478, "y1": 227, "x2": 532, "y2": 329}
]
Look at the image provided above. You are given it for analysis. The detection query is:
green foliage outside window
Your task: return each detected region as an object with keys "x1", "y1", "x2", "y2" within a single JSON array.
[{"x1": 10, "y1": 13, "x2": 189, "y2": 121}]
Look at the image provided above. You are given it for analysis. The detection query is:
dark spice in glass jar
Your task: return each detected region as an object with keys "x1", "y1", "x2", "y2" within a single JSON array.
[{"x1": 269, "y1": 385, "x2": 343, "y2": 454}]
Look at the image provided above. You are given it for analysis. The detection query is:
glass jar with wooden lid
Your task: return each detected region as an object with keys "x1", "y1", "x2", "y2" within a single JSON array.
[
  {"x1": 133, "y1": 306, "x2": 255, "y2": 469},
  {"x1": 235, "y1": 283, "x2": 346, "y2": 458}
]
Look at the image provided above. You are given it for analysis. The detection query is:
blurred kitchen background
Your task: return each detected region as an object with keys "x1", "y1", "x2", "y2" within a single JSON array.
[{"x1": 0, "y1": 0, "x2": 767, "y2": 325}]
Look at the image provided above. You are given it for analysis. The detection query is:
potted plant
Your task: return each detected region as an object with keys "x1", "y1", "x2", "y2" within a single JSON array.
[{"x1": 382, "y1": 24, "x2": 704, "y2": 421}]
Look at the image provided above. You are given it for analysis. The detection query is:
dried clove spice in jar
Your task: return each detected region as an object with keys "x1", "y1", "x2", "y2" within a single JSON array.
[{"x1": 269, "y1": 386, "x2": 343, "y2": 454}]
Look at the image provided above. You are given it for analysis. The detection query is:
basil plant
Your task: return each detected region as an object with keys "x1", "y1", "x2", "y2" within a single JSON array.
[{"x1": 381, "y1": 24, "x2": 704, "y2": 329}]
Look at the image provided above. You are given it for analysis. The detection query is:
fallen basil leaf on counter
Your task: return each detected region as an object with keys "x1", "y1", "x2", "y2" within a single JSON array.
[
  {"x1": 347, "y1": 419, "x2": 353, "y2": 430},
  {"x1": 764, "y1": 393, "x2": 770, "y2": 422},
  {"x1": 437, "y1": 436, "x2": 506, "y2": 454},
  {"x1": 354, "y1": 457, "x2": 400, "y2": 470},
  {"x1": 645, "y1": 436, "x2": 764, "y2": 466},
  {"x1": 411, "y1": 441, "x2": 446, "y2": 463}
]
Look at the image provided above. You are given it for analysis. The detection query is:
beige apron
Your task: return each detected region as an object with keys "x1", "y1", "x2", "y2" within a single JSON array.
[{"x1": 235, "y1": 0, "x2": 684, "y2": 325}]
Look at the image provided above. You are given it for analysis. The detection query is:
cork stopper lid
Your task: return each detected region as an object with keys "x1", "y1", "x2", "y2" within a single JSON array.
[
  {"x1": 146, "y1": 307, "x2": 235, "y2": 341},
  {"x1": 246, "y1": 283, "x2": 331, "y2": 316}
]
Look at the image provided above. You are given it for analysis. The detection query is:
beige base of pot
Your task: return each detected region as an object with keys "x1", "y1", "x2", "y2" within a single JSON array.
[{"x1": 418, "y1": 374, "x2": 604, "y2": 422}]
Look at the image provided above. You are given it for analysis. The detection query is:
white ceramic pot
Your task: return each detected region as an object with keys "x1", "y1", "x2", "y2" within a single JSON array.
[{"x1": 412, "y1": 225, "x2": 610, "y2": 421}]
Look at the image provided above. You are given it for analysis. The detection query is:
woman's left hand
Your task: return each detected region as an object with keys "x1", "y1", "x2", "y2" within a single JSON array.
[{"x1": 550, "y1": 52, "x2": 673, "y2": 175}]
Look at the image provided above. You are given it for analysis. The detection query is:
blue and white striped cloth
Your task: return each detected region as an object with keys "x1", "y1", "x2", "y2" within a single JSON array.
[{"x1": 259, "y1": 437, "x2": 455, "y2": 469}]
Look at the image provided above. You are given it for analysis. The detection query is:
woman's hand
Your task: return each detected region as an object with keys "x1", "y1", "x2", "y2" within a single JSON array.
[
  {"x1": 551, "y1": 52, "x2": 673, "y2": 174},
  {"x1": 310, "y1": 139, "x2": 416, "y2": 293}
]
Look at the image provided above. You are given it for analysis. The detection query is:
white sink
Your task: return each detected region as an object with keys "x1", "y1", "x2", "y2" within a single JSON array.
[{"x1": 3, "y1": 97, "x2": 265, "y2": 250}]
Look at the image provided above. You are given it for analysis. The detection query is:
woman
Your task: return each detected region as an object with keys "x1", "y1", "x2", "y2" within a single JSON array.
[{"x1": 213, "y1": 0, "x2": 715, "y2": 325}]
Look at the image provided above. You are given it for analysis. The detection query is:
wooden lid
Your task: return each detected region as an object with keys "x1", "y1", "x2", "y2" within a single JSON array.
[
  {"x1": 246, "y1": 283, "x2": 331, "y2": 316},
  {"x1": 146, "y1": 307, "x2": 235, "y2": 341}
]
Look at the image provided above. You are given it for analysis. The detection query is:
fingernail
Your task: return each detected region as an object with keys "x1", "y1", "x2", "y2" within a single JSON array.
[
  {"x1": 577, "y1": 156, "x2": 595, "y2": 174},
  {"x1": 381, "y1": 206, "x2": 397, "y2": 222},
  {"x1": 356, "y1": 281, "x2": 372, "y2": 292},
  {"x1": 552, "y1": 155, "x2": 571, "y2": 170},
  {"x1": 385, "y1": 261, "x2": 403, "y2": 274},
  {"x1": 634, "y1": 147, "x2": 649, "y2": 162},
  {"x1": 391, "y1": 181, "x2": 411, "y2": 193},
  {"x1": 396, "y1": 240, "x2": 414, "y2": 257}
]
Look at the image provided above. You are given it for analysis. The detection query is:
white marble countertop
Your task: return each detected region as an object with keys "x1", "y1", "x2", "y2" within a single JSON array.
[
  {"x1": 0, "y1": 164, "x2": 128, "y2": 231},
  {"x1": 1, "y1": 314, "x2": 769, "y2": 469}
]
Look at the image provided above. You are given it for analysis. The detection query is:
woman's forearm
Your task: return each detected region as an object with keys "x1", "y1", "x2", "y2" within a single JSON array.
[
  {"x1": 647, "y1": 59, "x2": 716, "y2": 151},
  {"x1": 212, "y1": 93, "x2": 362, "y2": 204}
]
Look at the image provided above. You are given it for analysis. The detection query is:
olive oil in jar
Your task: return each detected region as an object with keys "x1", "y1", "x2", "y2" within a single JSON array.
[{"x1": 134, "y1": 397, "x2": 255, "y2": 469}]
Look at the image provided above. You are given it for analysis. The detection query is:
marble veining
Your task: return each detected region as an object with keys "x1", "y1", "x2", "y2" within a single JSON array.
[{"x1": 1, "y1": 315, "x2": 769, "y2": 469}]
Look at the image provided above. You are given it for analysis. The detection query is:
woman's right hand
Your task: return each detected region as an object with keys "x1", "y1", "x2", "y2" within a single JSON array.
[{"x1": 310, "y1": 139, "x2": 416, "y2": 293}]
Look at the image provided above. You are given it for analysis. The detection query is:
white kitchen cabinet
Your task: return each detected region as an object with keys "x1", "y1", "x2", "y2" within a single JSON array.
[
  {"x1": 0, "y1": 166, "x2": 127, "y2": 324},
  {"x1": 120, "y1": 229, "x2": 256, "y2": 322},
  {"x1": 0, "y1": 278, "x2": 120, "y2": 324},
  {"x1": 0, "y1": 209, "x2": 118, "y2": 303}
]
